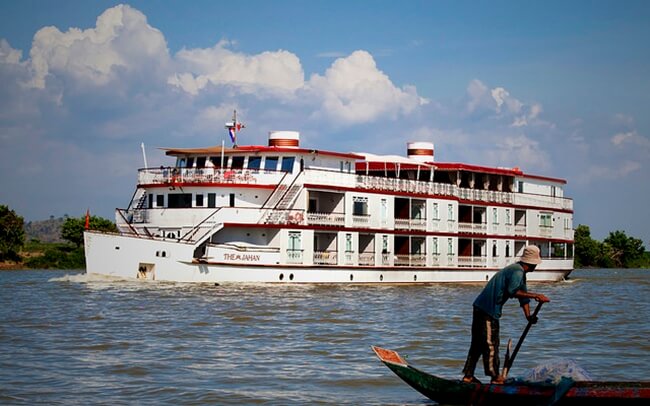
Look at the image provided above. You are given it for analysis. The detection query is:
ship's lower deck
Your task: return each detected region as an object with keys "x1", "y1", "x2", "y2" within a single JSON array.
[{"x1": 84, "y1": 231, "x2": 572, "y2": 284}]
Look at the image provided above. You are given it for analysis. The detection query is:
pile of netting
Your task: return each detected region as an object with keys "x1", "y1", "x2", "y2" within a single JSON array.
[{"x1": 521, "y1": 359, "x2": 593, "y2": 384}]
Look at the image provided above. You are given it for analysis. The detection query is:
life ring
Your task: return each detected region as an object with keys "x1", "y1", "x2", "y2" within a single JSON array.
[{"x1": 293, "y1": 212, "x2": 304, "y2": 223}]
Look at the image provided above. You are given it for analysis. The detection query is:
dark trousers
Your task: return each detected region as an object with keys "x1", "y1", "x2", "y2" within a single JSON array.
[{"x1": 462, "y1": 307, "x2": 500, "y2": 378}]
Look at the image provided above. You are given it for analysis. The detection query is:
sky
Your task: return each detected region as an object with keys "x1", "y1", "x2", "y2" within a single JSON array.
[{"x1": 0, "y1": 0, "x2": 649, "y2": 245}]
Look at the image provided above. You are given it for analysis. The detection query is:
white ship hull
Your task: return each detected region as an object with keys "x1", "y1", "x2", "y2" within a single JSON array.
[{"x1": 84, "y1": 232, "x2": 572, "y2": 283}]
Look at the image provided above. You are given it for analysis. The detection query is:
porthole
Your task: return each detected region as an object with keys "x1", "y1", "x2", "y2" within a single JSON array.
[
  {"x1": 485, "y1": 274, "x2": 489, "y2": 281},
  {"x1": 162, "y1": 251, "x2": 166, "y2": 258},
  {"x1": 115, "y1": 246, "x2": 120, "y2": 250},
  {"x1": 414, "y1": 274, "x2": 417, "y2": 282},
  {"x1": 350, "y1": 274, "x2": 354, "y2": 281},
  {"x1": 380, "y1": 274, "x2": 383, "y2": 282},
  {"x1": 155, "y1": 251, "x2": 160, "y2": 257},
  {"x1": 289, "y1": 274, "x2": 294, "y2": 281},
  {"x1": 279, "y1": 273, "x2": 284, "y2": 281}
]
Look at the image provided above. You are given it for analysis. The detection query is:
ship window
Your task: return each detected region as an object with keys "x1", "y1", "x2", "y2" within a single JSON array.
[
  {"x1": 148, "y1": 194, "x2": 153, "y2": 209},
  {"x1": 231, "y1": 156, "x2": 245, "y2": 169},
  {"x1": 506, "y1": 241, "x2": 511, "y2": 257},
  {"x1": 196, "y1": 194, "x2": 204, "y2": 207},
  {"x1": 493, "y1": 208, "x2": 498, "y2": 225},
  {"x1": 186, "y1": 157, "x2": 195, "y2": 168},
  {"x1": 265, "y1": 156, "x2": 279, "y2": 171},
  {"x1": 168, "y1": 193, "x2": 192, "y2": 208},
  {"x1": 229, "y1": 193, "x2": 235, "y2": 207},
  {"x1": 196, "y1": 157, "x2": 206, "y2": 168},
  {"x1": 345, "y1": 234, "x2": 353, "y2": 252},
  {"x1": 448, "y1": 204, "x2": 455, "y2": 221},
  {"x1": 448, "y1": 238, "x2": 454, "y2": 255},
  {"x1": 156, "y1": 194, "x2": 164, "y2": 208},
  {"x1": 518, "y1": 181, "x2": 524, "y2": 193},
  {"x1": 353, "y1": 196, "x2": 368, "y2": 216},
  {"x1": 540, "y1": 212, "x2": 552, "y2": 228},
  {"x1": 432, "y1": 237, "x2": 439, "y2": 255},
  {"x1": 505, "y1": 209, "x2": 512, "y2": 225},
  {"x1": 178, "y1": 158, "x2": 186, "y2": 167},
  {"x1": 210, "y1": 156, "x2": 222, "y2": 168},
  {"x1": 281, "y1": 157, "x2": 295, "y2": 172},
  {"x1": 248, "y1": 156, "x2": 262, "y2": 170},
  {"x1": 208, "y1": 193, "x2": 216, "y2": 208},
  {"x1": 432, "y1": 203, "x2": 439, "y2": 220}
]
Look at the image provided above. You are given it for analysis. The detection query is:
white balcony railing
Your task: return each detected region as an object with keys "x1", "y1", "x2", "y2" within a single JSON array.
[
  {"x1": 314, "y1": 251, "x2": 337, "y2": 265},
  {"x1": 458, "y1": 222, "x2": 487, "y2": 234},
  {"x1": 394, "y1": 254, "x2": 427, "y2": 267},
  {"x1": 306, "y1": 212, "x2": 345, "y2": 227},
  {"x1": 515, "y1": 224, "x2": 527, "y2": 236},
  {"x1": 359, "y1": 252, "x2": 375, "y2": 266},
  {"x1": 458, "y1": 256, "x2": 488, "y2": 268},
  {"x1": 352, "y1": 215, "x2": 371, "y2": 226},
  {"x1": 286, "y1": 250, "x2": 303, "y2": 264},
  {"x1": 395, "y1": 218, "x2": 427, "y2": 230}
]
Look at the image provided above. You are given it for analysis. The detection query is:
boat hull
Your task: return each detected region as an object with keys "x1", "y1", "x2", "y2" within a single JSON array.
[
  {"x1": 372, "y1": 346, "x2": 650, "y2": 405},
  {"x1": 84, "y1": 231, "x2": 572, "y2": 283}
]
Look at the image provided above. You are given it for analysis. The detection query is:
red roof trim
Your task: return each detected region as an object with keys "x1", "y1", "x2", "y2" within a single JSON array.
[
  {"x1": 519, "y1": 173, "x2": 567, "y2": 185},
  {"x1": 162, "y1": 145, "x2": 362, "y2": 160}
]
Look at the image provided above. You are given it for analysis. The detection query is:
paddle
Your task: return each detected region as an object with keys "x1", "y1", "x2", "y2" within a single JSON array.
[{"x1": 500, "y1": 301, "x2": 544, "y2": 380}]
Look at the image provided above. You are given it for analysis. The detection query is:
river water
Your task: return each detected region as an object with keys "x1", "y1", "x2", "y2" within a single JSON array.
[{"x1": 1, "y1": 268, "x2": 648, "y2": 405}]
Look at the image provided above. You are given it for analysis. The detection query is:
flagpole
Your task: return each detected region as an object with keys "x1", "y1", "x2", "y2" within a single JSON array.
[
  {"x1": 221, "y1": 139, "x2": 225, "y2": 173},
  {"x1": 141, "y1": 142, "x2": 148, "y2": 168}
]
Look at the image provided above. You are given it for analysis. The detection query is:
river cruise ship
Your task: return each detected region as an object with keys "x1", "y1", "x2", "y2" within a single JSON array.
[{"x1": 84, "y1": 118, "x2": 574, "y2": 283}]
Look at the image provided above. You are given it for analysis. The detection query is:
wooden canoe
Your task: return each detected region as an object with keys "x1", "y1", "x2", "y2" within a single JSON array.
[{"x1": 372, "y1": 346, "x2": 650, "y2": 405}]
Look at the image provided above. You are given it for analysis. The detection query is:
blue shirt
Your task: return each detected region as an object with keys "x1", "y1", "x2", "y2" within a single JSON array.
[{"x1": 473, "y1": 262, "x2": 530, "y2": 319}]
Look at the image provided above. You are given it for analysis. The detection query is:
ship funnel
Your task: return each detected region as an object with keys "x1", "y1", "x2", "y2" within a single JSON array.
[
  {"x1": 269, "y1": 131, "x2": 300, "y2": 148},
  {"x1": 407, "y1": 141, "x2": 434, "y2": 162}
]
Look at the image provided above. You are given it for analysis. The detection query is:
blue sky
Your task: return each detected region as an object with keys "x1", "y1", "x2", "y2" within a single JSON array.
[{"x1": 1, "y1": 1, "x2": 649, "y2": 246}]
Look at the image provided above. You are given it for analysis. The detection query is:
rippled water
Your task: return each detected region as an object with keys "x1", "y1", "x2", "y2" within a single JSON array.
[{"x1": 1, "y1": 269, "x2": 648, "y2": 405}]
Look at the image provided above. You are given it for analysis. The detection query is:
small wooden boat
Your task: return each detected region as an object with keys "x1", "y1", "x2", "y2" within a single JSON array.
[{"x1": 372, "y1": 346, "x2": 650, "y2": 405}]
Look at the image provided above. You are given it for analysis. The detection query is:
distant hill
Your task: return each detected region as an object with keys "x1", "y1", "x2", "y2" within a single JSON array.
[{"x1": 24, "y1": 217, "x2": 66, "y2": 243}]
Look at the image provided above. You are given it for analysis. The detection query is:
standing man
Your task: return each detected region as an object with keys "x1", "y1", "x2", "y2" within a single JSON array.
[{"x1": 461, "y1": 245, "x2": 550, "y2": 384}]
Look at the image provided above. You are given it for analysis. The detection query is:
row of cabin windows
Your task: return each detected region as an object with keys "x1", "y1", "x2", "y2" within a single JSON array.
[
  {"x1": 177, "y1": 155, "x2": 295, "y2": 172},
  {"x1": 148, "y1": 193, "x2": 235, "y2": 209}
]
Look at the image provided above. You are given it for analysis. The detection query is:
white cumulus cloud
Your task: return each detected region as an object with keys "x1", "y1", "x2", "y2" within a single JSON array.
[
  {"x1": 26, "y1": 4, "x2": 169, "y2": 88},
  {"x1": 169, "y1": 40, "x2": 304, "y2": 97},
  {"x1": 306, "y1": 50, "x2": 428, "y2": 124}
]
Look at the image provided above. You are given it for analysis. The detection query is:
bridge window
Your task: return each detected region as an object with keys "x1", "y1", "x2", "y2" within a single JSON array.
[
  {"x1": 281, "y1": 157, "x2": 295, "y2": 172},
  {"x1": 248, "y1": 156, "x2": 262, "y2": 170},
  {"x1": 231, "y1": 156, "x2": 245, "y2": 169},
  {"x1": 265, "y1": 156, "x2": 279, "y2": 171},
  {"x1": 196, "y1": 194, "x2": 204, "y2": 207},
  {"x1": 168, "y1": 193, "x2": 192, "y2": 208},
  {"x1": 156, "y1": 194, "x2": 164, "y2": 208}
]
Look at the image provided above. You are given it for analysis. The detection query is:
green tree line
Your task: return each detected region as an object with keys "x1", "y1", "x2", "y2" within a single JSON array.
[
  {"x1": 574, "y1": 225, "x2": 649, "y2": 268},
  {"x1": 2, "y1": 204, "x2": 649, "y2": 270},
  {"x1": 1, "y1": 205, "x2": 116, "y2": 269}
]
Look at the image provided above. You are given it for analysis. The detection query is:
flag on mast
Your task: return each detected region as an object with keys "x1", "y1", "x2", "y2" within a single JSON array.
[{"x1": 225, "y1": 110, "x2": 245, "y2": 147}]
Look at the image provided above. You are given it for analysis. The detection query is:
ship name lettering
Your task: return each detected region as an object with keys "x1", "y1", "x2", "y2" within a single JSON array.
[{"x1": 223, "y1": 253, "x2": 261, "y2": 262}]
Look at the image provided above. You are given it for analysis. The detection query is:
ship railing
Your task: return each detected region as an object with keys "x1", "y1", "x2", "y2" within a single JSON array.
[
  {"x1": 513, "y1": 193, "x2": 573, "y2": 211},
  {"x1": 352, "y1": 214, "x2": 370, "y2": 226},
  {"x1": 307, "y1": 212, "x2": 345, "y2": 227},
  {"x1": 394, "y1": 254, "x2": 427, "y2": 267},
  {"x1": 394, "y1": 218, "x2": 427, "y2": 230},
  {"x1": 286, "y1": 249, "x2": 303, "y2": 264},
  {"x1": 137, "y1": 167, "x2": 287, "y2": 186},
  {"x1": 381, "y1": 253, "x2": 391, "y2": 266},
  {"x1": 458, "y1": 256, "x2": 488, "y2": 268},
  {"x1": 515, "y1": 224, "x2": 527, "y2": 236},
  {"x1": 314, "y1": 250, "x2": 337, "y2": 265},
  {"x1": 262, "y1": 209, "x2": 306, "y2": 225},
  {"x1": 458, "y1": 222, "x2": 487, "y2": 234},
  {"x1": 359, "y1": 252, "x2": 375, "y2": 266}
]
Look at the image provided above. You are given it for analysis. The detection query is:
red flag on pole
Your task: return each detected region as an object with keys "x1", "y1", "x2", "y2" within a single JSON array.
[{"x1": 85, "y1": 209, "x2": 90, "y2": 230}]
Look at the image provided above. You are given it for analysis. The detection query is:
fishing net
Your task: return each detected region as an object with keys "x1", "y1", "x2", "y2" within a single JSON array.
[{"x1": 521, "y1": 359, "x2": 593, "y2": 384}]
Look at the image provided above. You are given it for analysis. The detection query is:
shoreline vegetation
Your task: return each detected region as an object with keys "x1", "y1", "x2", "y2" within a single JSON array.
[{"x1": 2, "y1": 205, "x2": 649, "y2": 271}]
